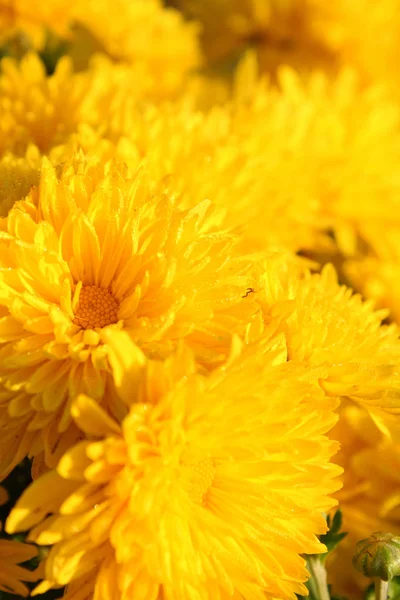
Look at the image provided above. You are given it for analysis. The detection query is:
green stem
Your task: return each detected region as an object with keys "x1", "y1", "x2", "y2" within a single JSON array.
[
  {"x1": 307, "y1": 556, "x2": 331, "y2": 600},
  {"x1": 375, "y1": 578, "x2": 389, "y2": 600}
]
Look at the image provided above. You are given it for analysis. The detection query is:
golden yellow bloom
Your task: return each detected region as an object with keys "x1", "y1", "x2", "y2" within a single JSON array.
[
  {"x1": 0, "y1": 53, "x2": 92, "y2": 158},
  {"x1": 230, "y1": 60, "x2": 400, "y2": 257},
  {"x1": 175, "y1": 0, "x2": 400, "y2": 94},
  {"x1": 74, "y1": 71, "x2": 320, "y2": 254},
  {"x1": 7, "y1": 335, "x2": 341, "y2": 599},
  {"x1": 326, "y1": 403, "x2": 400, "y2": 597},
  {"x1": 174, "y1": 0, "x2": 336, "y2": 74},
  {"x1": 72, "y1": 0, "x2": 201, "y2": 96},
  {"x1": 83, "y1": 56, "x2": 400, "y2": 257},
  {"x1": 247, "y1": 263, "x2": 400, "y2": 420},
  {"x1": 0, "y1": 156, "x2": 258, "y2": 478},
  {"x1": 0, "y1": 0, "x2": 72, "y2": 48},
  {"x1": 302, "y1": 0, "x2": 400, "y2": 93},
  {"x1": 0, "y1": 48, "x2": 203, "y2": 164}
]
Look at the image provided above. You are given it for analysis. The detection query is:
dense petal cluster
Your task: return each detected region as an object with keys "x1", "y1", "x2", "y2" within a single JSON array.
[
  {"x1": 0, "y1": 157, "x2": 258, "y2": 476},
  {"x1": 1, "y1": 1, "x2": 400, "y2": 597},
  {"x1": 72, "y1": 55, "x2": 400, "y2": 259},
  {"x1": 244, "y1": 263, "x2": 400, "y2": 421},
  {"x1": 175, "y1": 0, "x2": 400, "y2": 95},
  {"x1": 73, "y1": 0, "x2": 201, "y2": 95},
  {"x1": 0, "y1": 53, "x2": 91, "y2": 157},
  {"x1": 7, "y1": 336, "x2": 341, "y2": 600}
]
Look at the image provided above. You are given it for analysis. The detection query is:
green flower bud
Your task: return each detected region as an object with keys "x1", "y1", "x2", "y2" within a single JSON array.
[{"x1": 353, "y1": 532, "x2": 400, "y2": 581}]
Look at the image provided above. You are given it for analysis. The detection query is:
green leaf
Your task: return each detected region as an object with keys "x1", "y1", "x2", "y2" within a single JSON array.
[{"x1": 320, "y1": 510, "x2": 348, "y2": 561}]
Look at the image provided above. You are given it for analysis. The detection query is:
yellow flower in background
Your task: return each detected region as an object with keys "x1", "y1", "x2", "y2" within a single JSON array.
[
  {"x1": 247, "y1": 263, "x2": 400, "y2": 420},
  {"x1": 0, "y1": 156, "x2": 259, "y2": 478},
  {"x1": 231, "y1": 59, "x2": 400, "y2": 258},
  {"x1": 72, "y1": 0, "x2": 201, "y2": 95},
  {"x1": 7, "y1": 335, "x2": 341, "y2": 599},
  {"x1": 68, "y1": 68, "x2": 323, "y2": 255},
  {"x1": 172, "y1": 0, "x2": 336, "y2": 73},
  {"x1": 0, "y1": 48, "x2": 201, "y2": 170},
  {"x1": 174, "y1": 0, "x2": 400, "y2": 96},
  {"x1": 0, "y1": 0, "x2": 73, "y2": 49},
  {"x1": 305, "y1": 0, "x2": 400, "y2": 95},
  {"x1": 75, "y1": 54, "x2": 400, "y2": 258},
  {"x1": 0, "y1": 53, "x2": 91, "y2": 158},
  {"x1": 326, "y1": 402, "x2": 400, "y2": 597}
]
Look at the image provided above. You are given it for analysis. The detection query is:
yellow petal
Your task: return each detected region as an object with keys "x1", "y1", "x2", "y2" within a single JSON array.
[{"x1": 71, "y1": 395, "x2": 121, "y2": 437}]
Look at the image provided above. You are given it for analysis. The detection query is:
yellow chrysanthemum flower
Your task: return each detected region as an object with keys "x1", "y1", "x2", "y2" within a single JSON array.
[
  {"x1": 0, "y1": 48, "x2": 202, "y2": 165},
  {"x1": 80, "y1": 55, "x2": 400, "y2": 257},
  {"x1": 0, "y1": 157, "x2": 259, "y2": 477},
  {"x1": 246, "y1": 263, "x2": 400, "y2": 420},
  {"x1": 7, "y1": 335, "x2": 341, "y2": 599},
  {"x1": 299, "y1": 0, "x2": 400, "y2": 94},
  {"x1": 0, "y1": 0, "x2": 72, "y2": 48},
  {"x1": 68, "y1": 70, "x2": 320, "y2": 254},
  {"x1": 0, "y1": 53, "x2": 92, "y2": 158},
  {"x1": 72, "y1": 0, "x2": 201, "y2": 93},
  {"x1": 173, "y1": 0, "x2": 337, "y2": 74},
  {"x1": 175, "y1": 0, "x2": 400, "y2": 94},
  {"x1": 230, "y1": 59, "x2": 400, "y2": 258},
  {"x1": 326, "y1": 403, "x2": 400, "y2": 597}
]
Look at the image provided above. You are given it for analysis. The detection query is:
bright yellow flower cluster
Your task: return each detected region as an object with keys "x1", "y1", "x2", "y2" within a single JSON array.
[
  {"x1": 0, "y1": 1, "x2": 400, "y2": 599},
  {"x1": 74, "y1": 0, "x2": 201, "y2": 85},
  {"x1": 175, "y1": 0, "x2": 400, "y2": 94}
]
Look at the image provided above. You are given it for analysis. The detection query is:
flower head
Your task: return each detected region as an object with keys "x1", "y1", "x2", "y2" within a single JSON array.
[
  {"x1": 7, "y1": 334, "x2": 341, "y2": 599},
  {"x1": 175, "y1": 0, "x2": 400, "y2": 96},
  {"x1": 88, "y1": 57, "x2": 400, "y2": 257},
  {"x1": 0, "y1": 156, "x2": 258, "y2": 476},
  {"x1": 247, "y1": 263, "x2": 400, "y2": 420},
  {"x1": 0, "y1": 53, "x2": 91, "y2": 157},
  {"x1": 73, "y1": 0, "x2": 201, "y2": 96}
]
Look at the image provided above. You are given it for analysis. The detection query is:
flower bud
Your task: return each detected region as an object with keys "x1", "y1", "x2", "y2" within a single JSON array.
[{"x1": 353, "y1": 532, "x2": 400, "y2": 581}]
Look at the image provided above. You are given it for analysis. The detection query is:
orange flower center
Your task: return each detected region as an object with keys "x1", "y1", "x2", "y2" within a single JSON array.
[{"x1": 73, "y1": 285, "x2": 119, "y2": 330}]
